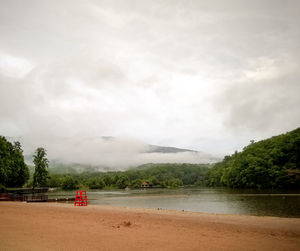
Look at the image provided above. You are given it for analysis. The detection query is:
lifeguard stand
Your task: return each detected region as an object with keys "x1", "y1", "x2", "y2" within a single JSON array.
[{"x1": 74, "y1": 191, "x2": 88, "y2": 206}]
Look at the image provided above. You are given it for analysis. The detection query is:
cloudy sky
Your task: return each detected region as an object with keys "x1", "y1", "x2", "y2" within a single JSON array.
[{"x1": 0, "y1": 0, "x2": 299, "y2": 166}]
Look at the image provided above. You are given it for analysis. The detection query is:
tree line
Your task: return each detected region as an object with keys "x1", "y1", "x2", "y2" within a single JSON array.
[
  {"x1": 1, "y1": 127, "x2": 299, "y2": 190},
  {"x1": 44, "y1": 163, "x2": 210, "y2": 190},
  {"x1": 205, "y1": 127, "x2": 300, "y2": 189},
  {"x1": 0, "y1": 135, "x2": 210, "y2": 190}
]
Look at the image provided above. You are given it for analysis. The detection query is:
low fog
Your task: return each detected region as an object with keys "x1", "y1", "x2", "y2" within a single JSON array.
[{"x1": 21, "y1": 136, "x2": 218, "y2": 169}]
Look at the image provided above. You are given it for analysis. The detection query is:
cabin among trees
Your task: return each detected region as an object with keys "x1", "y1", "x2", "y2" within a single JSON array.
[{"x1": 141, "y1": 181, "x2": 150, "y2": 188}]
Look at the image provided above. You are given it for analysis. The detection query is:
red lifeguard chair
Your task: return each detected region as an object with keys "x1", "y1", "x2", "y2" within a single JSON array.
[{"x1": 74, "y1": 191, "x2": 88, "y2": 206}]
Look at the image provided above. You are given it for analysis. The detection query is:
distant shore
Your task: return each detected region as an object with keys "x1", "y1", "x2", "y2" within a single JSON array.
[{"x1": 1, "y1": 202, "x2": 300, "y2": 251}]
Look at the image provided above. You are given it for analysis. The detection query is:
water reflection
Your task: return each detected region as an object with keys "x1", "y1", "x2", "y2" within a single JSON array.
[{"x1": 47, "y1": 188, "x2": 300, "y2": 217}]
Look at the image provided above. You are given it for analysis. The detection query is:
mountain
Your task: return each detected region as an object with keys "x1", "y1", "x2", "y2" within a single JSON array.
[
  {"x1": 145, "y1": 144, "x2": 197, "y2": 153},
  {"x1": 20, "y1": 136, "x2": 220, "y2": 172}
]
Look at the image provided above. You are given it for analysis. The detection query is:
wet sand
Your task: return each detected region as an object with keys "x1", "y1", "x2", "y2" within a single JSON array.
[{"x1": 0, "y1": 202, "x2": 300, "y2": 251}]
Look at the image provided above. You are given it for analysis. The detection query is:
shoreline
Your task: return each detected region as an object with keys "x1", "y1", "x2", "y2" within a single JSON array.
[{"x1": 1, "y1": 201, "x2": 300, "y2": 250}]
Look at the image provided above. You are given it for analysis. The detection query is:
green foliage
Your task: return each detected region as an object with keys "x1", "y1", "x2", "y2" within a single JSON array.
[
  {"x1": 165, "y1": 178, "x2": 183, "y2": 188},
  {"x1": 125, "y1": 163, "x2": 209, "y2": 187},
  {"x1": 86, "y1": 177, "x2": 105, "y2": 189},
  {"x1": 205, "y1": 162, "x2": 224, "y2": 187},
  {"x1": 148, "y1": 176, "x2": 159, "y2": 186},
  {"x1": 61, "y1": 176, "x2": 78, "y2": 190},
  {"x1": 130, "y1": 179, "x2": 142, "y2": 188},
  {"x1": 47, "y1": 174, "x2": 62, "y2": 188},
  {"x1": 0, "y1": 136, "x2": 29, "y2": 187},
  {"x1": 206, "y1": 127, "x2": 300, "y2": 189},
  {"x1": 46, "y1": 163, "x2": 209, "y2": 190},
  {"x1": 116, "y1": 175, "x2": 130, "y2": 189},
  {"x1": 33, "y1": 147, "x2": 49, "y2": 188}
]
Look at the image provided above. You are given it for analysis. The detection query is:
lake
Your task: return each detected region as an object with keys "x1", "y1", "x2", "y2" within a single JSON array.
[{"x1": 47, "y1": 188, "x2": 300, "y2": 218}]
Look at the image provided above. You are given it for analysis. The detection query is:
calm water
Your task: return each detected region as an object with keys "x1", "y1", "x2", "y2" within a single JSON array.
[{"x1": 47, "y1": 188, "x2": 300, "y2": 218}]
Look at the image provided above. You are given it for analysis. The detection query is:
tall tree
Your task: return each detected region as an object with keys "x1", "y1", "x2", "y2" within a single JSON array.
[
  {"x1": 8, "y1": 141, "x2": 29, "y2": 187},
  {"x1": 0, "y1": 136, "x2": 29, "y2": 187},
  {"x1": 33, "y1": 147, "x2": 49, "y2": 188}
]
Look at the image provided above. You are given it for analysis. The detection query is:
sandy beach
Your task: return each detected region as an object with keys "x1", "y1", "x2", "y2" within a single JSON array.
[{"x1": 1, "y1": 202, "x2": 300, "y2": 251}]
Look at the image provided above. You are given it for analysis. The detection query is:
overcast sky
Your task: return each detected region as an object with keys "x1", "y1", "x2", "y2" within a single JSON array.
[{"x1": 0, "y1": 0, "x2": 299, "y2": 165}]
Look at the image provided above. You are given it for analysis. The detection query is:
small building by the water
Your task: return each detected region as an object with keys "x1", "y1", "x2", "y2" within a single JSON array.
[{"x1": 141, "y1": 182, "x2": 150, "y2": 188}]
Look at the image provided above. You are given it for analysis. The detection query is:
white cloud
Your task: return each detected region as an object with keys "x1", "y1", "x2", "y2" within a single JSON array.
[
  {"x1": 0, "y1": 0, "x2": 299, "y2": 167},
  {"x1": 0, "y1": 53, "x2": 34, "y2": 78},
  {"x1": 243, "y1": 56, "x2": 298, "y2": 81}
]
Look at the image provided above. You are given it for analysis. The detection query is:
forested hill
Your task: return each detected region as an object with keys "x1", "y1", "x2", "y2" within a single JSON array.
[{"x1": 205, "y1": 128, "x2": 300, "y2": 189}]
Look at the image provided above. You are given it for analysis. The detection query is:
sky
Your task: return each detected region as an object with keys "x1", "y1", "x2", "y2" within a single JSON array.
[{"x1": 0, "y1": 0, "x2": 299, "y2": 167}]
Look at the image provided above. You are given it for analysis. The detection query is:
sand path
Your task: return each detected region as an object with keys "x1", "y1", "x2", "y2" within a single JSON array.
[{"x1": 0, "y1": 202, "x2": 300, "y2": 251}]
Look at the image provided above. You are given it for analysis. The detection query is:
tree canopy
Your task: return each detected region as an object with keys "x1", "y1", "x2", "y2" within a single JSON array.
[
  {"x1": 0, "y1": 136, "x2": 29, "y2": 187},
  {"x1": 33, "y1": 147, "x2": 49, "y2": 188},
  {"x1": 45, "y1": 163, "x2": 210, "y2": 190},
  {"x1": 205, "y1": 127, "x2": 300, "y2": 189}
]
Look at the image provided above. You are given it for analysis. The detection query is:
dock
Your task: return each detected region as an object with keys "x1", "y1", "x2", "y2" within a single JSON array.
[
  {"x1": 0, "y1": 188, "x2": 75, "y2": 203},
  {"x1": 24, "y1": 195, "x2": 75, "y2": 203}
]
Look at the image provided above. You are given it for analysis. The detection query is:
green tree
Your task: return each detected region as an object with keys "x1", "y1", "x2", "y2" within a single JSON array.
[
  {"x1": 167, "y1": 178, "x2": 183, "y2": 188},
  {"x1": 116, "y1": 175, "x2": 130, "y2": 189},
  {"x1": 86, "y1": 177, "x2": 105, "y2": 189},
  {"x1": 148, "y1": 176, "x2": 159, "y2": 186},
  {"x1": 47, "y1": 174, "x2": 62, "y2": 188},
  {"x1": 33, "y1": 147, "x2": 49, "y2": 188},
  {"x1": 8, "y1": 141, "x2": 29, "y2": 187},
  {"x1": 61, "y1": 176, "x2": 78, "y2": 190},
  {"x1": 0, "y1": 136, "x2": 29, "y2": 187},
  {"x1": 130, "y1": 179, "x2": 142, "y2": 188}
]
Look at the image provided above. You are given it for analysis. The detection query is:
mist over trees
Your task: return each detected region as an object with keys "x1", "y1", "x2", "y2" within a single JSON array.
[
  {"x1": 1, "y1": 128, "x2": 299, "y2": 190},
  {"x1": 0, "y1": 136, "x2": 29, "y2": 187},
  {"x1": 205, "y1": 128, "x2": 300, "y2": 189},
  {"x1": 49, "y1": 128, "x2": 299, "y2": 190}
]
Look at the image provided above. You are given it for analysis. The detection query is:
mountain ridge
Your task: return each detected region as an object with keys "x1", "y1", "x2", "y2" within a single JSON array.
[{"x1": 19, "y1": 136, "x2": 221, "y2": 170}]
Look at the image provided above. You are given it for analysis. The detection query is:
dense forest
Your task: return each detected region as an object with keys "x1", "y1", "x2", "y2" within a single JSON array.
[
  {"x1": 44, "y1": 163, "x2": 210, "y2": 190},
  {"x1": 205, "y1": 128, "x2": 300, "y2": 189},
  {"x1": 1, "y1": 127, "x2": 299, "y2": 190}
]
